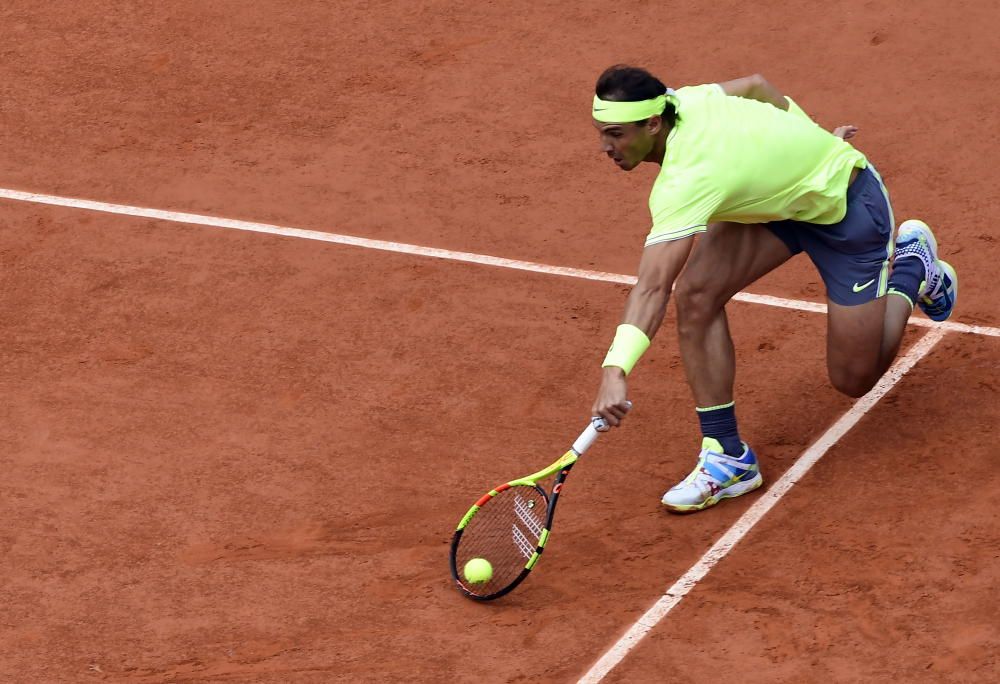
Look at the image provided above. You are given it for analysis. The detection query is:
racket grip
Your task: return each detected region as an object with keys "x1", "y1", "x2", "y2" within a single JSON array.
[{"x1": 574, "y1": 401, "x2": 632, "y2": 454}]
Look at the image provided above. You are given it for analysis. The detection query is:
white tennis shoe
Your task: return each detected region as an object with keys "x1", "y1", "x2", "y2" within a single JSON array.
[
  {"x1": 894, "y1": 219, "x2": 958, "y2": 322},
  {"x1": 661, "y1": 438, "x2": 763, "y2": 513}
]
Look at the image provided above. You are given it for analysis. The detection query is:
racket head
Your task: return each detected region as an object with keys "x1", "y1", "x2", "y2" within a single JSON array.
[{"x1": 450, "y1": 482, "x2": 551, "y2": 601}]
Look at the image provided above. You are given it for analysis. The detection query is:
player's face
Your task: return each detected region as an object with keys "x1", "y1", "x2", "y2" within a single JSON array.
[{"x1": 593, "y1": 120, "x2": 655, "y2": 171}]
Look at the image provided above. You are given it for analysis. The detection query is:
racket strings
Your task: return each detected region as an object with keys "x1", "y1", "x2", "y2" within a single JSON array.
[{"x1": 455, "y1": 484, "x2": 549, "y2": 596}]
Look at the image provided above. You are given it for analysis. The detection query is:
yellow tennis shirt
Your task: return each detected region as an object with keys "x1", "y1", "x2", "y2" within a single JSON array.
[{"x1": 646, "y1": 84, "x2": 867, "y2": 247}]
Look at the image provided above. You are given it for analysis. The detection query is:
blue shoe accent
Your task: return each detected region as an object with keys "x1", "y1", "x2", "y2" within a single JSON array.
[
  {"x1": 922, "y1": 260, "x2": 957, "y2": 322},
  {"x1": 661, "y1": 439, "x2": 763, "y2": 512},
  {"x1": 701, "y1": 443, "x2": 758, "y2": 483},
  {"x1": 894, "y1": 220, "x2": 958, "y2": 322}
]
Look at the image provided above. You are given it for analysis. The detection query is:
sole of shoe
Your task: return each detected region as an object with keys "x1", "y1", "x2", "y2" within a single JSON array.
[{"x1": 661, "y1": 472, "x2": 764, "y2": 514}]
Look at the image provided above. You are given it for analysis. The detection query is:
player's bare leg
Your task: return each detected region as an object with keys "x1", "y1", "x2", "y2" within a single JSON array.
[
  {"x1": 674, "y1": 222, "x2": 794, "y2": 408},
  {"x1": 825, "y1": 296, "x2": 892, "y2": 397},
  {"x1": 828, "y1": 219, "x2": 958, "y2": 397},
  {"x1": 662, "y1": 222, "x2": 792, "y2": 512}
]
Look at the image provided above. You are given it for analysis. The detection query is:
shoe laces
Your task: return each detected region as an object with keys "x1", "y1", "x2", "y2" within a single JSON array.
[
  {"x1": 690, "y1": 448, "x2": 749, "y2": 487},
  {"x1": 896, "y1": 236, "x2": 941, "y2": 299}
]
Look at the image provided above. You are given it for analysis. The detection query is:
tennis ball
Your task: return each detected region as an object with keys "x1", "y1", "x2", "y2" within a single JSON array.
[{"x1": 463, "y1": 557, "x2": 493, "y2": 584}]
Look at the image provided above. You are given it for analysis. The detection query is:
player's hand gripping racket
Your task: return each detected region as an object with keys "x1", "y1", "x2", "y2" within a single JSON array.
[{"x1": 449, "y1": 404, "x2": 630, "y2": 601}]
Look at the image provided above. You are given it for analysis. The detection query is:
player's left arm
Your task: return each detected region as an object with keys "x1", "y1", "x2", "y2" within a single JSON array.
[
  {"x1": 833, "y1": 124, "x2": 858, "y2": 140},
  {"x1": 722, "y1": 75, "x2": 861, "y2": 139},
  {"x1": 719, "y1": 74, "x2": 789, "y2": 110}
]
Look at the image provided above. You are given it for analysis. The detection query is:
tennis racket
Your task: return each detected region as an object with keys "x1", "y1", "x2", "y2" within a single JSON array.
[{"x1": 449, "y1": 405, "x2": 629, "y2": 601}]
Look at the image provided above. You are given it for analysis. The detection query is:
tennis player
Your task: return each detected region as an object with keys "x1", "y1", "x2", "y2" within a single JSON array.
[{"x1": 590, "y1": 65, "x2": 957, "y2": 512}]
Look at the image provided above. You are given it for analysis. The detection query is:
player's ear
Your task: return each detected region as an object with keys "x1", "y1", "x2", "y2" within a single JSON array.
[{"x1": 646, "y1": 115, "x2": 663, "y2": 136}]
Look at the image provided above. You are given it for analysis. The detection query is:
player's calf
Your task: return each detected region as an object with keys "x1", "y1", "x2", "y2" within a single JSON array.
[{"x1": 828, "y1": 363, "x2": 880, "y2": 398}]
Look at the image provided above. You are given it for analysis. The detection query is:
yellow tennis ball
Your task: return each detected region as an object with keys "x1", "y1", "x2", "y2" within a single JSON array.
[{"x1": 463, "y1": 557, "x2": 493, "y2": 583}]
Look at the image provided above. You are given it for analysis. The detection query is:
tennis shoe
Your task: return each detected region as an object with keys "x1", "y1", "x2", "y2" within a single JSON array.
[
  {"x1": 661, "y1": 438, "x2": 763, "y2": 513},
  {"x1": 894, "y1": 219, "x2": 958, "y2": 321}
]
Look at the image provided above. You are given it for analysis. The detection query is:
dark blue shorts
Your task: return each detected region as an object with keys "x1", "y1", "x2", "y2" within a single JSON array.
[{"x1": 767, "y1": 165, "x2": 895, "y2": 306}]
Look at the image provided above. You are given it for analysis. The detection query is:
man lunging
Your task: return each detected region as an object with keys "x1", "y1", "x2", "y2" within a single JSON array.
[{"x1": 589, "y1": 65, "x2": 957, "y2": 512}]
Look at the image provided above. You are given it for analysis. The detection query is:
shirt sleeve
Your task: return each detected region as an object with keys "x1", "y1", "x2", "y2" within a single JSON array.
[
  {"x1": 645, "y1": 174, "x2": 721, "y2": 247},
  {"x1": 784, "y1": 96, "x2": 816, "y2": 124}
]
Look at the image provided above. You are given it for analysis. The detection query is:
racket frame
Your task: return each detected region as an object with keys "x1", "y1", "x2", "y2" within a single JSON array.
[
  {"x1": 450, "y1": 412, "x2": 623, "y2": 601},
  {"x1": 450, "y1": 447, "x2": 585, "y2": 600}
]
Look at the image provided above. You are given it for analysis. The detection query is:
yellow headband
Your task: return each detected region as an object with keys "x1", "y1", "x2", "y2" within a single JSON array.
[{"x1": 592, "y1": 89, "x2": 678, "y2": 123}]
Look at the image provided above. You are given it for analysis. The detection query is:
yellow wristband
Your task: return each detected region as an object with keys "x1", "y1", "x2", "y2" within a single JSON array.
[{"x1": 602, "y1": 324, "x2": 651, "y2": 375}]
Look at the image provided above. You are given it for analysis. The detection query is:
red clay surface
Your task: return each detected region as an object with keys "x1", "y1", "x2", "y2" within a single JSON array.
[
  {"x1": 0, "y1": 1, "x2": 996, "y2": 682},
  {"x1": 1, "y1": 201, "x2": 864, "y2": 681}
]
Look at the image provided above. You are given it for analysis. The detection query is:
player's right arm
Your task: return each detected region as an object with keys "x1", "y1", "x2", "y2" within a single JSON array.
[
  {"x1": 592, "y1": 237, "x2": 695, "y2": 426},
  {"x1": 620, "y1": 238, "x2": 695, "y2": 341}
]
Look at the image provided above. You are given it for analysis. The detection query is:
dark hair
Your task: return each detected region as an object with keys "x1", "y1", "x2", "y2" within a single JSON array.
[{"x1": 595, "y1": 64, "x2": 678, "y2": 126}]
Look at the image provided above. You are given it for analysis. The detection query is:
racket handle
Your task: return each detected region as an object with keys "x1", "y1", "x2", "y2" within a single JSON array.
[{"x1": 573, "y1": 401, "x2": 632, "y2": 454}]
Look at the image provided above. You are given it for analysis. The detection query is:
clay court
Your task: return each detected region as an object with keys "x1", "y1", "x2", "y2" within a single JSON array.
[{"x1": 1, "y1": 1, "x2": 997, "y2": 682}]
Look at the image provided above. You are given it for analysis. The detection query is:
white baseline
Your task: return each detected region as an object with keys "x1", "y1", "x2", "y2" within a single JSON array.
[{"x1": 0, "y1": 187, "x2": 995, "y2": 338}]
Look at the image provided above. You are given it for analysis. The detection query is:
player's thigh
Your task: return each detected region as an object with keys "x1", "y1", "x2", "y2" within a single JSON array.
[
  {"x1": 800, "y1": 167, "x2": 894, "y2": 387},
  {"x1": 678, "y1": 222, "x2": 795, "y2": 306},
  {"x1": 804, "y1": 165, "x2": 895, "y2": 307}
]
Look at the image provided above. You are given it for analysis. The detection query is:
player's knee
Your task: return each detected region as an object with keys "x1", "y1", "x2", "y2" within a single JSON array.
[
  {"x1": 675, "y1": 278, "x2": 724, "y2": 330},
  {"x1": 828, "y1": 365, "x2": 878, "y2": 398}
]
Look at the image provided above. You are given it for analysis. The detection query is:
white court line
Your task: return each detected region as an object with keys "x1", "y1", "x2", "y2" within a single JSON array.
[
  {"x1": 578, "y1": 326, "x2": 948, "y2": 683},
  {"x1": 0, "y1": 187, "x2": 996, "y2": 338}
]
